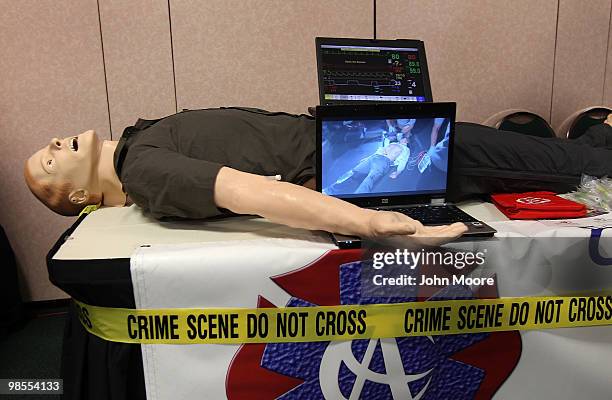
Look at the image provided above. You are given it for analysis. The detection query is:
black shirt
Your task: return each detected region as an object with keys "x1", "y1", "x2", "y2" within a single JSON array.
[{"x1": 114, "y1": 107, "x2": 315, "y2": 219}]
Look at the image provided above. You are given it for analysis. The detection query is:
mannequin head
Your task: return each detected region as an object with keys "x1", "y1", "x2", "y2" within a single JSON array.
[{"x1": 25, "y1": 130, "x2": 103, "y2": 216}]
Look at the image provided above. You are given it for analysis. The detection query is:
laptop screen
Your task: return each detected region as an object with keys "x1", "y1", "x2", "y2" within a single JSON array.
[
  {"x1": 316, "y1": 38, "x2": 432, "y2": 104},
  {"x1": 320, "y1": 116, "x2": 450, "y2": 199}
]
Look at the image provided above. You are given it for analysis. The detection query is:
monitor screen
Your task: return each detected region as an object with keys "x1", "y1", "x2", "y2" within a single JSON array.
[
  {"x1": 319, "y1": 44, "x2": 430, "y2": 103},
  {"x1": 320, "y1": 117, "x2": 450, "y2": 198}
]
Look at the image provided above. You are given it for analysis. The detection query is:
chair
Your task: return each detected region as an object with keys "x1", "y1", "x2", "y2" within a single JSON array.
[
  {"x1": 556, "y1": 106, "x2": 612, "y2": 140},
  {"x1": 483, "y1": 109, "x2": 555, "y2": 138}
]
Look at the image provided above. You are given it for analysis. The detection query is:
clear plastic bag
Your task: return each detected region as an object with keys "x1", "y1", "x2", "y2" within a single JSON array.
[{"x1": 561, "y1": 175, "x2": 612, "y2": 214}]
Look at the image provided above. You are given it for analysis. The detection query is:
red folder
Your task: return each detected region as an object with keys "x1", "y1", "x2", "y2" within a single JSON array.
[{"x1": 491, "y1": 191, "x2": 587, "y2": 220}]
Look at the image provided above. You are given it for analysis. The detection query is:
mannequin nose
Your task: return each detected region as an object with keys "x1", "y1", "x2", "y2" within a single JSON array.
[{"x1": 50, "y1": 138, "x2": 62, "y2": 149}]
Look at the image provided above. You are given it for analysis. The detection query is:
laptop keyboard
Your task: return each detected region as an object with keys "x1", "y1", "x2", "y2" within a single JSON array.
[{"x1": 393, "y1": 205, "x2": 478, "y2": 225}]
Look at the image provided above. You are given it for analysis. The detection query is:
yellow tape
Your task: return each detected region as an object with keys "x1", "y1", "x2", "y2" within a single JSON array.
[
  {"x1": 78, "y1": 203, "x2": 100, "y2": 216},
  {"x1": 74, "y1": 295, "x2": 612, "y2": 345}
]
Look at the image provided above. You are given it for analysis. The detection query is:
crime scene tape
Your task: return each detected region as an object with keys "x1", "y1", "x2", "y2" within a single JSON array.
[{"x1": 74, "y1": 295, "x2": 612, "y2": 344}]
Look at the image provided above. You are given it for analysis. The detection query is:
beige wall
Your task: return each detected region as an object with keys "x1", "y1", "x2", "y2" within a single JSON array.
[
  {"x1": 605, "y1": 6, "x2": 612, "y2": 106},
  {"x1": 2, "y1": 0, "x2": 611, "y2": 301},
  {"x1": 170, "y1": 0, "x2": 373, "y2": 114},
  {"x1": 378, "y1": 0, "x2": 559, "y2": 123},
  {"x1": 99, "y1": 0, "x2": 176, "y2": 137},
  {"x1": 0, "y1": 0, "x2": 110, "y2": 301},
  {"x1": 551, "y1": 0, "x2": 612, "y2": 130}
]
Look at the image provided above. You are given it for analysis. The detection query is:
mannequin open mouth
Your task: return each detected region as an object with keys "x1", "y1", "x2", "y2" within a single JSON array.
[{"x1": 69, "y1": 137, "x2": 78, "y2": 152}]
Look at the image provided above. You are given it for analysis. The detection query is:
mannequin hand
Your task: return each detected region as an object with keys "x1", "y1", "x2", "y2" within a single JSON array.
[
  {"x1": 366, "y1": 211, "x2": 467, "y2": 247},
  {"x1": 389, "y1": 171, "x2": 399, "y2": 179},
  {"x1": 605, "y1": 113, "x2": 612, "y2": 127}
]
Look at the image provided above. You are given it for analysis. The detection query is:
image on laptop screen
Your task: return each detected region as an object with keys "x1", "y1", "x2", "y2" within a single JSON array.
[
  {"x1": 321, "y1": 117, "x2": 450, "y2": 198},
  {"x1": 317, "y1": 39, "x2": 432, "y2": 104}
]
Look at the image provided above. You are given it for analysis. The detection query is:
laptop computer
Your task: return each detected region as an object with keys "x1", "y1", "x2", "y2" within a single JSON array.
[
  {"x1": 316, "y1": 102, "x2": 496, "y2": 248},
  {"x1": 316, "y1": 37, "x2": 433, "y2": 105}
]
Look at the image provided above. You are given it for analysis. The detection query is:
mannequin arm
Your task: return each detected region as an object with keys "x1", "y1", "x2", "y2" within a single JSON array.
[{"x1": 214, "y1": 167, "x2": 467, "y2": 246}]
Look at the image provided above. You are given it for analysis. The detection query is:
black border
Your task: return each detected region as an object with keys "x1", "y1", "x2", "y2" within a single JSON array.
[
  {"x1": 315, "y1": 36, "x2": 433, "y2": 105},
  {"x1": 46, "y1": 213, "x2": 135, "y2": 308},
  {"x1": 316, "y1": 102, "x2": 456, "y2": 208}
]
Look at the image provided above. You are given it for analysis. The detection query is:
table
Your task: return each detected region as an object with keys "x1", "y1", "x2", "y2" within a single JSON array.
[{"x1": 49, "y1": 203, "x2": 612, "y2": 400}]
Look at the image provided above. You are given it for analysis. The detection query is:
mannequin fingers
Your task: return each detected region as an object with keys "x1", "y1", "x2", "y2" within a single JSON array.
[
  {"x1": 428, "y1": 222, "x2": 467, "y2": 238},
  {"x1": 419, "y1": 225, "x2": 447, "y2": 232},
  {"x1": 444, "y1": 222, "x2": 469, "y2": 235},
  {"x1": 418, "y1": 223, "x2": 467, "y2": 236},
  {"x1": 370, "y1": 213, "x2": 422, "y2": 236},
  {"x1": 384, "y1": 221, "x2": 418, "y2": 236},
  {"x1": 370, "y1": 224, "x2": 417, "y2": 237},
  {"x1": 413, "y1": 223, "x2": 468, "y2": 246}
]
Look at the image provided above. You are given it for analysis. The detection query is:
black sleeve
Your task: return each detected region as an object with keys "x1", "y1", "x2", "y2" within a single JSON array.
[{"x1": 121, "y1": 145, "x2": 226, "y2": 219}]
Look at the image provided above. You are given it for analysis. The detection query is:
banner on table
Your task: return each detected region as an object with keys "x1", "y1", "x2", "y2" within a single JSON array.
[{"x1": 128, "y1": 235, "x2": 612, "y2": 400}]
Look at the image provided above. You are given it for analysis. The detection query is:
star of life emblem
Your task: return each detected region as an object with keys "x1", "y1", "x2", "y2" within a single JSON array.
[
  {"x1": 226, "y1": 251, "x2": 522, "y2": 400},
  {"x1": 260, "y1": 263, "x2": 488, "y2": 399}
]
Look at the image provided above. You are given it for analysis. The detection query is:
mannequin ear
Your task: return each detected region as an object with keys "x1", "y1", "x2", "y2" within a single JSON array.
[{"x1": 68, "y1": 189, "x2": 90, "y2": 205}]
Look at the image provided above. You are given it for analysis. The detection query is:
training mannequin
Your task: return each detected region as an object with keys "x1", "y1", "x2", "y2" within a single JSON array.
[
  {"x1": 25, "y1": 108, "x2": 612, "y2": 246},
  {"x1": 25, "y1": 108, "x2": 467, "y2": 246}
]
